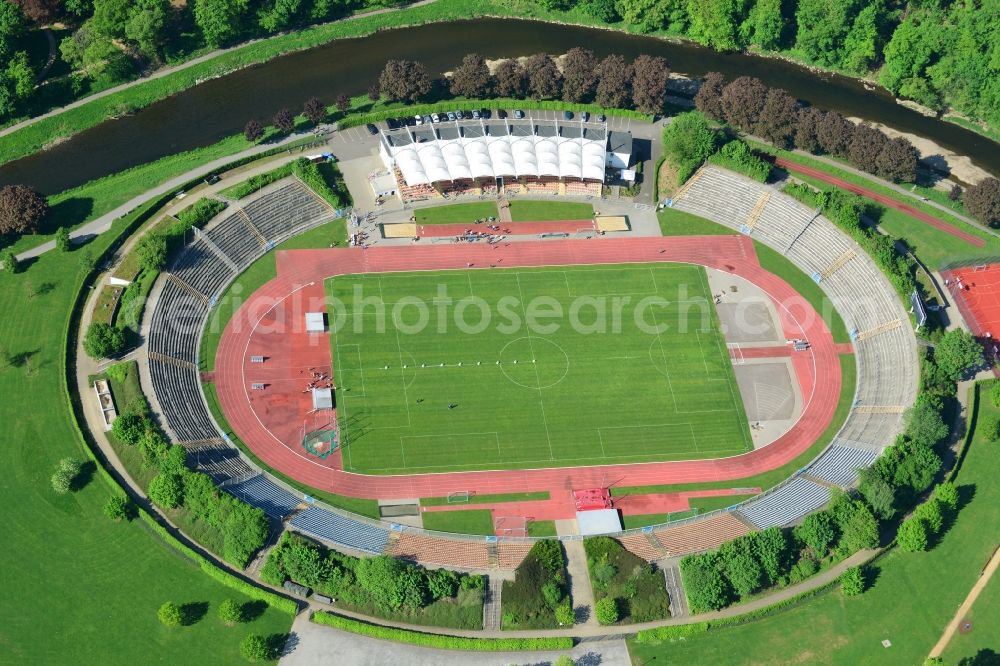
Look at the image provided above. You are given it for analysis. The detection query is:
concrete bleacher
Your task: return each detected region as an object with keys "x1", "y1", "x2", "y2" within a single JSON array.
[
  {"x1": 148, "y1": 359, "x2": 217, "y2": 442},
  {"x1": 495, "y1": 542, "x2": 534, "y2": 570},
  {"x1": 737, "y1": 477, "x2": 831, "y2": 529},
  {"x1": 205, "y1": 213, "x2": 264, "y2": 269},
  {"x1": 653, "y1": 512, "x2": 752, "y2": 557},
  {"x1": 241, "y1": 182, "x2": 330, "y2": 240},
  {"x1": 148, "y1": 280, "x2": 207, "y2": 363},
  {"x1": 289, "y1": 507, "x2": 391, "y2": 555},
  {"x1": 186, "y1": 441, "x2": 255, "y2": 483},
  {"x1": 168, "y1": 239, "x2": 234, "y2": 300},
  {"x1": 225, "y1": 474, "x2": 302, "y2": 519},
  {"x1": 806, "y1": 443, "x2": 879, "y2": 487},
  {"x1": 385, "y1": 532, "x2": 491, "y2": 570}
]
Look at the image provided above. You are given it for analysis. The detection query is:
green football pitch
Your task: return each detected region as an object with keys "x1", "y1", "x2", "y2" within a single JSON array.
[{"x1": 326, "y1": 263, "x2": 752, "y2": 474}]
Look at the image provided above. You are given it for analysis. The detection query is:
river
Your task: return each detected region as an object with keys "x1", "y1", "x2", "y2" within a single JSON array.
[{"x1": 2, "y1": 18, "x2": 997, "y2": 194}]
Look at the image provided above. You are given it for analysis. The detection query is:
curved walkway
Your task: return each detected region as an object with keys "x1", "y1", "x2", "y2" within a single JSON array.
[{"x1": 213, "y1": 235, "x2": 841, "y2": 505}]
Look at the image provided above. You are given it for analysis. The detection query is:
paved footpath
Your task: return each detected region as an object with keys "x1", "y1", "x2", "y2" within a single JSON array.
[
  {"x1": 928, "y1": 545, "x2": 1000, "y2": 658},
  {"x1": 564, "y1": 540, "x2": 598, "y2": 626}
]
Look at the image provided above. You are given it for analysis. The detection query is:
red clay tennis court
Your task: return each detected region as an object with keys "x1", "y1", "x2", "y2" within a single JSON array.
[{"x1": 942, "y1": 263, "x2": 1000, "y2": 369}]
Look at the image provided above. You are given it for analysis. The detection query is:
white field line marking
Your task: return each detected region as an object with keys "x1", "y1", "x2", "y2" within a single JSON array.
[{"x1": 514, "y1": 272, "x2": 554, "y2": 460}]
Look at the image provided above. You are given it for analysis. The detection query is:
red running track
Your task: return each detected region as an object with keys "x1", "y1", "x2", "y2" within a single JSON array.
[
  {"x1": 774, "y1": 157, "x2": 985, "y2": 248},
  {"x1": 213, "y1": 236, "x2": 843, "y2": 516}
]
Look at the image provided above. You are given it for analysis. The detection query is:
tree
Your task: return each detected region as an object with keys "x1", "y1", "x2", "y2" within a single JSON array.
[
  {"x1": 555, "y1": 602, "x2": 574, "y2": 626},
  {"x1": 193, "y1": 0, "x2": 248, "y2": 48},
  {"x1": 680, "y1": 553, "x2": 730, "y2": 612},
  {"x1": 875, "y1": 136, "x2": 919, "y2": 183},
  {"x1": 934, "y1": 481, "x2": 959, "y2": 511},
  {"x1": 595, "y1": 54, "x2": 631, "y2": 109},
  {"x1": 148, "y1": 472, "x2": 184, "y2": 508},
  {"x1": 840, "y1": 565, "x2": 865, "y2": 596},
  {"x1": 794, "y1": 511, "x2": 836, "y2": 558},
  {"x1": 449, "y1": 53, "x2": 492, "y2": 99},
  {"x1": 84, "y1": 322, "x2": 126, "y2": 359},
  {"x1": 965, "y1": 178, "x2": 1000, "y2": 227},
  {"x1": 51, "y1": 458, "x2": 81, "y2": 494},
  {"x1": 694, "y1": 71, "x2": 726, "y2": 120},
  {"x1": 755, "y1": 87, "x2": 799, "y2": 148},
  {"x1": 493, "y1": 59, "x2": 526, "y2": 98},
  {"x1": 223, "y1": 502, "x2": 268, "y2": 568},
  {"x1": 949, "y1": 184, "x2": 963, "y2": 201},
  {"x1": 136, "y1": 233, "x2": 167, "y2": 271},
  {"x1": 848, "y1": 123, "x2": 888, "y2": 174},
  {"x1": 10, "y1": 0, "x2": 57, "y2": 26},
  {"x1": 794, "y1": 0, "x2": 864, "y2": 67},
  {"x1": 840, "y1": 2, "x2": 882, "y2": 74},
  {"x1": 722, "y1": 549, "x2": 762, "y2": 599},
  {"x1": 111, "y1": 413, "x2": 149, "y2": 445},
  {"x1": 897, "y1": 516, "x2": 928, "y2": 552},
  {"x1": 303, "y1": 97, "x2": 325, "y2": 125},
  {"x1": 243, "y1": 119, "x2": 263, "y2": 142},
  {"x1": 687, "y1": 0, "x2": 747, "y2": 52},
  {"x1": 837, "y1": 500, "x2": 880, "y2": 554},
  {"x1": 581, "y1": 0, "x2": 619, "y2": 22},
  {"x1": 616, "y1": 0, "x2": 681, "y2": 33},
  {"x1": 272, "y1": 108, "x2": 294, "y2": 134},
  {"x1": 720, "y1": 76, "x2": 768, "y2": 133},
  {"x1": 366, "y1": 83, "x2": 380, "y2": 102},
  {"x1": 378, "y1": 59, "x2": 431, "y2": 103},
  {"x1": 816, "y1": 111, "x2": 855, "y2": 157},
  {"x1": 554, "y1": 656, "x2": 574, "y2": 666},
  {"x1": 857, "y1": 471, "x2": 895, "y2": 520},
  {"x1": 1, "y1": 248, "x2": 20, "y2": 274},
  {"x1": 334, "y1": 93, "x2": 350, "y2": 113},
  {"x1": 354, "y1": 555, "x2": 427, "y2": 611},
  {"x1": 742, "y1": 0, "x2": 784, "y2": 50},
  {"x1": 913, "y1": 498, "x2": 944, "y2": 534},
  {"x1": 905, "y1": 402, "x2": 949, "y2": 449},
  {"x1": 240, "y1": 634, "x2": 270, "y2": 662},
  {"x1": 218, "y1": 599, "x2": 244, "y2": 625},
  {"x1": 0, "y1": 2, "x2": 27, "y2": 61},
  {"x1": 158, "y1": 601, "x2": 183, "y2": 627},
  {"x1": 78, "y1": 247, "x2": 95, "y2": 273},
  {"x1": 123, "y1": 0, "x2": 169, "y2": 62},
  {"x1": 55, "y1": 227, "x2": 70, "y2": 252},
  {"x1": 0, "y1": 49, "x2": 35, "y2": 118},
  {"x1": 630, "y1": 55, "x2": 669, "y2": 114},
  {"x1": 0, "y1": 184, "x2": 48, "y2": 238},
  {"x1": 523, "y1": 53, "x2": 561, "y2": 100},
  {"x1": 427, "y1": 569, "x2": 459, "y2": 600},
  {"x1": 794, "y1": 107, "x2": 824, "y2": 153},
  {"x1": 103, "y1": 493, "x2": 131, "y2": 521},
  {"x1": 560, "y1": 47, "x2": 598, "y2": 103},
  {"x1": 258, "y1": 0, "x2": 303, "y2": 33},
  {"x1": 753, "y1": 527, "x2": 787, "y2": 585},
  {"x1": 934, "y1": 328, "x2": 983, "y2": 381},
  {"x1": 662, "y1": 111, "x2": 719, "y2": 181},
  {"x1": 594, "y1": 596, "x2": 619, "y2": 624}
]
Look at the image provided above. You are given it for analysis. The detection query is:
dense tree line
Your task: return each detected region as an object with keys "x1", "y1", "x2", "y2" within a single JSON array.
[
  {"x1": 535, "y1": 0, "x2": 1000, "y2": 131},
  {"x1": 682, "y1": 330, "x2": 980, "y2": 612},
  {"x1": 377, "y1": 49, "x2": 671, "y2": 114},
  {"x1": 694, "y1": 72, "x2": 920, "y2": 185},
  {"x1": 111, "y1": 407, "x2": 269, "y2": 568},
  {"x1": 261, "y1": 531, "x2": 484, "y2": 617}
]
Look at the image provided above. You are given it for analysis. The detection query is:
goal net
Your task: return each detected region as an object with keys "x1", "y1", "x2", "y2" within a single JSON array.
[
  {"x1": 447, "y1": 490, "x2": 471, "y2": 504},
  {"x1": 301, "y1": 410, "x2": 338, "y2": 460},
  {"x1": 494, "y1": 515, "x2": 528, "y2": 538}
]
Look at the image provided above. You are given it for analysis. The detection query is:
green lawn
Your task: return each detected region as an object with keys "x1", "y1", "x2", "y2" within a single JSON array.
[
  {"x1": 620, "y1": 494, "x2": 757, "y2": 529},
  {"x1": 614, "y1": 353, "x2": 855, "y2": 497},
  {"x1": 943, "y1": 564, "x2": 1000, "y2": 663},
  {"x1": 421, "y1": 509, "x2": 496, "y2": 536},
  {"x1": 658, "y1": 208, "x2": 740, "y2": 236},
  {"x1": 415, "y1": 202, "x2": 499, "y2": 224},
  {"x1": 0, "y1": 209, "x2": 292, "y2": 662},
  {"x1": 200, "y1": 218, "x2": 347, "y2": 371},
  {"x1": 327, "y1": 263, "x2": 751, "y2": 474},
  {"x1": 420, "y1": 491, "x2": 550, "y2": 507},
  {"x1": 508, "y1": 200, "x2": 594, "y2": 221},
  {"x1": 628, "y1": 381, "x2": 1000, "y2": 665},
  {"x1": 528, "y1": 520, "x2": 558, "y2": 537},
  {"x1": 585, "y1": 537, "x2": 671, "y2": 623}
]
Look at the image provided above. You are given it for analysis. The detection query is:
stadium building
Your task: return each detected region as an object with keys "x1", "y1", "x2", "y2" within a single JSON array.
[{"x1": 378, "y1": 119, "x2": 630, "y2": 201}]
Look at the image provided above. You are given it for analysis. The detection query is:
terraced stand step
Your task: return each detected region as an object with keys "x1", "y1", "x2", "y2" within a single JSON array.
[
  {"x1": 149, "y1": 351, "x2": 198, "y2": 371},
  {"x1": 663, "y1": 562, "x2": 689, "y2": 618},
  {"x1": 164, "y1": 272, "x2": 209, "y2": 304},
  {"x1": 487, "y1": 541, "x2": 499, "y2": 569},
  {"x1": 237, "y1": 208, "x2": 268, "y2": 246}
]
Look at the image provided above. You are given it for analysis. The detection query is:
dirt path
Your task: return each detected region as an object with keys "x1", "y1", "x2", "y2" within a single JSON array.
[
  {"x1": 928, "y1": 545, "x2": 1000, "y2": 658},
  {"x1": 774, "y1": 157, "x2": 987, "y2": 248}
]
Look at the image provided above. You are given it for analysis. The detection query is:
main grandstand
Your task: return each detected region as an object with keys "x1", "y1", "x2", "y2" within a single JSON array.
[{"x1": 378, "y1": 118, "x2": 629, "y2": 198}]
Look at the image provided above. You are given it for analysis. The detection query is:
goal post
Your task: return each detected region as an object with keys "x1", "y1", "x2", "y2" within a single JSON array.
[{"x1": 447, "y1": 490, "x2": 470, "y2": 504}]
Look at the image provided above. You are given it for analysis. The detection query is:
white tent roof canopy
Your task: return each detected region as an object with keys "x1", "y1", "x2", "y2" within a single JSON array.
[{"x1": 385, "y1": 123, "x2": 612, "y2": 186}]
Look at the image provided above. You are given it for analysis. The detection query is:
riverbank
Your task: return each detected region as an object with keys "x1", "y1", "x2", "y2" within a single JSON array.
[{"x1": 2, "y1": 0, "x2": 998, "y2": 182}]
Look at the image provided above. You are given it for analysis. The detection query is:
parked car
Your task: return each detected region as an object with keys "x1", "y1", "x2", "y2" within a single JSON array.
[
  {"x1": 204, "y1": 173, "x2": 220, "y2": 185},
  {"x1": 366, "y1": 123, "x2": 378, "y2": 135},
  {"x1": 597, "y1": 113, "x2": 606, "y2": 122},
  {"x1": 513, "y1": 109, "x2": 524, "y2": 119},
  {"x1": 431, "y1": 113, "x2": 442, "y2": 123},
  {"x1": 581, "y1": 111, "x2": 590, "y2": 122},
  {"x1": 497, "y1": 109, "x2": 507, "y2": 119},
  {"x1": 413, "y1": 114, "x2": 424, "y2": 125},
  {"x1": 471, "y1": 109, "x2": 481, "y2": 119},
  {"x1": 385, "y1": 118, "x2": 398, "y2": 130},
  {"x1": 447, "y1": 111, "x2": 457, "y2": 121},
  {"x1": 481, "y1": 109, "x2": 492, "y2": 119},
  {"x1": 453, "y1": 110, "x2": 464, "y2": 119},
  {"x1": 422, "y1": 115, "x2": 433, "y2": 125},
  {"x1": 563, "y1": 110, "x2": 574, "y2": 120}
]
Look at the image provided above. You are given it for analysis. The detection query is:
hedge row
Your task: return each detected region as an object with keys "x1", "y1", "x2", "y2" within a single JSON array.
[
  {"x1": 221, "y1": 162, "x2": 295, "y2": 199},
  {"x1": 310, "y1": 611, "x2": 573, "y2": 651}
]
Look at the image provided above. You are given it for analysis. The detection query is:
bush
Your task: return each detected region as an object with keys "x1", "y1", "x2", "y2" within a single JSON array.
[
  {"x1": 934, "y1": 482, "x2": 959, "y2": 511},
  {"x1": 502, "y1": 540, "x2": 568, "y2": 628},
  {"x1": 148, "y1": 472, "x2": 184, "y2": 508},
  {"x1": 0, "y1": 248, "x2": 18, "y2": 274},
  {"x1": 661, "y1": 111, "x2": 720, "y2": 184},
  {"x1": 989, "y1": 380, "x2": 1000, "y2": 408},
  {"x1": 218, "y1": 599, "x2": 245, "y2": 626},
  {"x1": 310, "y1": 612, "x2": 573, "y2": 651},
  {"x1": 50, "y1": 458, "x2": 82, "y2": 494},
  {"x1": 136, "y1": 234, "x2": 168, "y2": 272},
  {"x1": 158, "y1": 601, "x2": 183, "y2": 627},
  {"x1": 897, "y1": 516, "x2": 929, "y2": 552},
  {"x1": 103, "y1": 493, "x2": 131, "y2": 521},
  {"x1": 840, "y1": 566, "x2": 865, "y2": 596},
  {"x1": 111, "y1": 413, "x2": 150, "y2": 445},
  {"x1": 555, "y1": 603, "x2": 574, "y2": 626},
  {"x1": 83, "y1": 322, "x2": 126, "y2": 359},
  {"x1": 176, "y1": 198, "x2": 227, "y2": 230},
  {"x1": 707, "y1": 139, "x2": 772, "y2": 182},
  {"x1": 292, "y1": 158, "x2": 345, "y2": 208},
  {"x1": 240, "y1": 634, "x2": 271, "y2": 662},
  {"x1": 595, "y1": 597, "x2": 619, "y2": 625}
]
